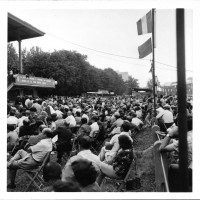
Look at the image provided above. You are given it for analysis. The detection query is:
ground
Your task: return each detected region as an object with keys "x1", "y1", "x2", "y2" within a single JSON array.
[{"x1": 7, "y1": 127, "x2": 156, "y2": 192}]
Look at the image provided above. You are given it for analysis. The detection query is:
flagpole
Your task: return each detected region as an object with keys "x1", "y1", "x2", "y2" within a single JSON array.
[{"x1": 152, "y1": 8, "x2": 156, "y2": 117}]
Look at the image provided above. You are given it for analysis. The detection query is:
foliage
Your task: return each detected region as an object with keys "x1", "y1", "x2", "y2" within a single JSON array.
[
  {"x1": 8, "y1": 45, "x2": 140, "y2": 96},
  {"x1": 125, "y1": 76, "x2": 139, "y2": 95},
  {"x1": 7, "y1": 43, "x2": 18, "y2": 73}
]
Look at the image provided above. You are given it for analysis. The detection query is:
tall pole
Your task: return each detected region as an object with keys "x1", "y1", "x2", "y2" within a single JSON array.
[
  {"x1": 152, "y1": 8, "x2": 156, "y2": 117},
  {"x1": 176, "y1": 9, "x2": 189, "y2": 192},
  {"x1": 18, "y1": 40, "x2": 23, "y2": 74}
]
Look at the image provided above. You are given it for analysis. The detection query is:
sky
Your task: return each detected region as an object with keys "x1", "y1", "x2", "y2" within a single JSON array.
[{"x1": 8, "y1": 8, "x2": 193, "y2": 87}]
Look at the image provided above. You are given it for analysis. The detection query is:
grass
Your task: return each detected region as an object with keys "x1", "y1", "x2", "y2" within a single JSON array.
[{"x1": 7, "y1": 127, "x2": 156, "y2": 192}]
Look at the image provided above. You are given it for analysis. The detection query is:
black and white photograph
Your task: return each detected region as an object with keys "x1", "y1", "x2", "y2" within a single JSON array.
[{"x1": 1, "y1": 0, "x2": 200, "y2": 199}]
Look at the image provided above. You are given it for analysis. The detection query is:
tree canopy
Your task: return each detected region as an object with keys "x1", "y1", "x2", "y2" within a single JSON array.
[{"x1": 8, "y1": 44, "x2": 140, "y2": 96}]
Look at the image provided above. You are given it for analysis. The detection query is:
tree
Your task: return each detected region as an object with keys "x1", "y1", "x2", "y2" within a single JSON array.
[
  {"x1": 20, "y1": 46, "x2": 133, "y2": 96},
  {"x1": 7, "y1": 43, "x2": 19, "y2": 73},
  {"x1": 125, "y1": 76, "x2": 139, "y2": 95}
]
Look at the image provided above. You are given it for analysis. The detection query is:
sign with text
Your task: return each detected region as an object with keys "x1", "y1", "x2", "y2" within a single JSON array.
[{"x1": 15, "y1": 74, "x2": 55, "y2": 88}]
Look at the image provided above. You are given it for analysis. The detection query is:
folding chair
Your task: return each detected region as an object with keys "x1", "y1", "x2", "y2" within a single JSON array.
[
  {"x1": 23, "y1": 151, "x2": 51, "y2": 191},
  {"x1": 101, "y1": 158, "x2": 136, "y2": 192}
]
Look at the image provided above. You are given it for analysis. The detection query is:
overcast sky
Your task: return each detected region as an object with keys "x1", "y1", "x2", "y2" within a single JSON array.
[{"x1": 8, "y1": 8, "x2": 193, "y2": 87}]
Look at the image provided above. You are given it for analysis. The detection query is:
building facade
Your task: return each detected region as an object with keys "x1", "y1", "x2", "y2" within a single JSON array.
[{"x1": 160, "y1": 77, "x2": 193, "y2": 96}]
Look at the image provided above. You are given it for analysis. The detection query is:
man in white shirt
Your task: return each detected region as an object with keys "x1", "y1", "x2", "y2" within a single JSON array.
[
  {"x1": 65, "y1": 111, "x2": 76, "y2": 128},
  {"x1": 62, "y1": 136, "x2": 101, "y2": 182},
  {"x1": 156, "y1": 104, "x2": 174, "y2": 132},
  {"x1": 7, "y1": 110, "x2": 18, "y2": 127},
  {"x1": 17, "y1": 112, "x2": 28, "y2": 128},
  {"x1": 89, "y1": 115, "x2": 99, "y2": 138},
  {"x1": 7, "y1": 128, "x2": 53, "y2": 189},
  {"x1": 131, "y1": 113, "x2": 144, "y2": 129}
]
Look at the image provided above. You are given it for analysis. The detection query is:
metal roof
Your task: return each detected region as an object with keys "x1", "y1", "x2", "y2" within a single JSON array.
[{"x1": 8, "y1": 13, "x2": 45, "y2": 42}]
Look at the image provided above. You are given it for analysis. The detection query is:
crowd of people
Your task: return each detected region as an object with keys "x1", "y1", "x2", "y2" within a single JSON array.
[{"x1": 7, "y1": 93, "x2": 193, "y2": 191}]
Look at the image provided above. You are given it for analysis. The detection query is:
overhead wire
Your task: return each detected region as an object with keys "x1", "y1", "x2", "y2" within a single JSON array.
[{"x1": 46, "y1": 32, "x2": 193, "y2": 73}]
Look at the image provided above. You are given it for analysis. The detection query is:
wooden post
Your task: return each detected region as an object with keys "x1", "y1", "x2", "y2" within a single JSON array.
[{"x1": 176, "y1": 9, "x2": 189, "y2": 192}]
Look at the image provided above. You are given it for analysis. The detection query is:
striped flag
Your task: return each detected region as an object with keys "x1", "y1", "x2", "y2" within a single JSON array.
[
  {"x1": 137, "y1": 10, "x2": 152, "y2": 35},
  {"x1": 138, "y1": 38, "x2": 152, "y2": 59}
]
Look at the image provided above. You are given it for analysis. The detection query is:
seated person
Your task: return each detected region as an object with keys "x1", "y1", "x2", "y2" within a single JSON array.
[
  {"x1": 65, "y1": 111, "x2": 76, "y2": 128},
  {"x1": 158, "y1": 118, "x2": 192, "y2": 192},
  {"x1": 76, "y1": 118, "x2": 91, "y2": 139},
  {"x1": 109, "y1": 112, "x2": 124, "y2": 136},
  {"x1": 52, "y1": 179, "x2": 81, "y2": 192},
  {"x1": 7, "y1": 124, "x2": 18, "y2": 152},
  {"x1": 97, "y1": 135, "x2": 134, "y2": 186},
  {"x1": 27, "y1": 124, "x2": 47, "y2": 146},
  {"x1": 99, "y1": 121, "x2": 133, "y2": 164},
  {"x1": 71, "y1": 158, "x2": 101, "y2": 192},
  {"x1": 62, "y1": 136, "x2": 101, "y2": 181},
  {"x1": 89, "y1": 115, "x2": 99, "y2": 138},
  {"x1": 131, "y1": 113, "x2": 144, "y2": 132},
  {"x1": 7, "y1": 128, "x2": 53, "y2": 189},
  {"x1": 52, "y1": 126, "x2": 73, "y2": 164}
]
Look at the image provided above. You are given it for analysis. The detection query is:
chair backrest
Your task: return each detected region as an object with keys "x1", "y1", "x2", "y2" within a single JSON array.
[{"x1": 40, "y1": 151, "x2": 51, "y2": 168}]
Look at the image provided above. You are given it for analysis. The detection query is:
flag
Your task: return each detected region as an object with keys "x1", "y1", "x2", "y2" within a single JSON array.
[
  {"x1": 138, "y1": 38, "x2": 152, "y2": 59},
  {"x1": 137, "y1": 10, "x2": 152, "y2": 35}
]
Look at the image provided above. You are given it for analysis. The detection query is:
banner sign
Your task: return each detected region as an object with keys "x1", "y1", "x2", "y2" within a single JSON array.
[{"x1": 15, "y1": 74, "x2": 55, "y2": 88}]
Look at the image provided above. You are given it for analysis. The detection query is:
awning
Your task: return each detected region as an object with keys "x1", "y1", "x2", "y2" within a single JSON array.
[{"x1": 8, "y1": 13, "x2": 45, "y2": 42}]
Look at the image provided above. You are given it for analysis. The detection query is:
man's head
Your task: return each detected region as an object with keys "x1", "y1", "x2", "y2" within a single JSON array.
[
  {"x1": 7, "y1": 124, "x2": 15, "y2": 132},
  {"x1": 91, "y1": 115, "x2": 98, "y2": 123},
  {"x1": 71, "y1": 158, "x2": 98, "y2": 187},
  {"x1": 43, "y1": 161, "x2": 62, "y2": 182},
  {"x1": 81, "y1": 117, "x2": 88, "y2": 124},
  {"x1": 163, "y1": 104, "x2": 171, "y2": 110},
  {"x1": 114, "y1": 112, "x2": 120, "y2": 119},
  {"x1": 78, "y1": 136, "x2": 92, "y2": 150},
  {"x1": 118, "y1": 134, "x2": 133, "y2": 150},
  {"x1": 9, "y1": 110, "x2": 16, "y2": 116},
  {"x1": 67, "y1": 111, "x2": 72, "y2": 116},
  {"x1": 42, "y1": 128, "x2": 53, "y2": 138},
  {"x1": 39, "y1": 124, "x2": 47, "y2": 133},
  {"x1": 30, "y1": 107, "x2": 37, "y2": 114},
  {"x1": 121, "y1": 121, "x2": 130, "y2": 132},
  {"x1": 23, "y1": 118, "x2": 30, "y2": 126},
  {"x1": 76, "y1": 111, "x2": 81, "y2": 117},
  {"x1": 53, "y1": 179, "x2": 81, "y2": 192}
]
